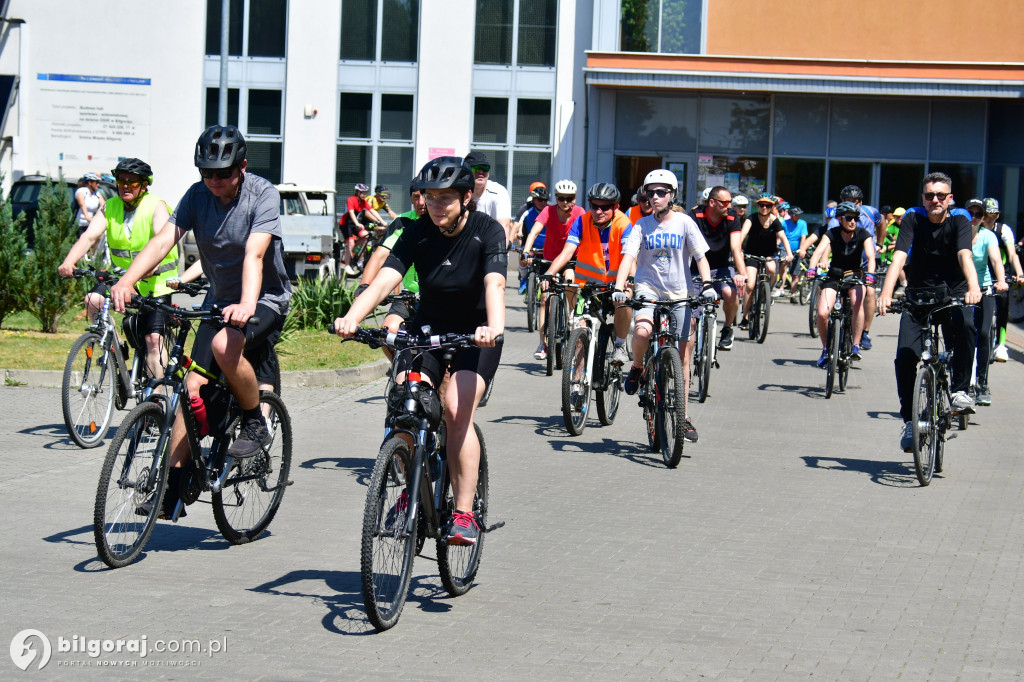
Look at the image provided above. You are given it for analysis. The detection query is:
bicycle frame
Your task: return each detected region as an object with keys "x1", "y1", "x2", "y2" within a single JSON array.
[{"x1": 90, "y1": 296, "x2": 143, "y2": 401}]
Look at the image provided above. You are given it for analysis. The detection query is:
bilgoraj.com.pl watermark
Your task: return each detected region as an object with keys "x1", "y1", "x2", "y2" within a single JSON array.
[{"x1": 9, "y1": 629, "x2": 227, "y2": 671}]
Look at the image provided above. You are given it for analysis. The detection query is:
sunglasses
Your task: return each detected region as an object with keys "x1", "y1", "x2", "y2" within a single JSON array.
[
  {"x1": 470, "y1": 165, "x2": 490, "y2": 174},
  {"x1": 840, "y1": 214, "x2": 859, "y2": 222},
  {"x1": 969, "y1": 210, "x2": 983, "y2": 218},
  {"x1": 922, "y1": 192, "x2": 950, "y2": 201},
  {"x1": 200, "y1": 167, "x2": 236, "y2": 180},
  {"x1": 644, "y1": 188, "x2": 671, "y2": 199},
  {"x1": 589, "y1": 201, "x2": 615, "y2": 211},
  {"x1": 116, "y1": 179, "x2": 142, "y2": 189},
  {"x1": 556, "y1": 195, "x2": 575, "y2": 202}
]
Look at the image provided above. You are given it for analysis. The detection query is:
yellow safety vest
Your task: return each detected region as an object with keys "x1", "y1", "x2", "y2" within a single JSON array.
[{"x1": 106, "y1": 193, "x2": 178, "y2": 297}]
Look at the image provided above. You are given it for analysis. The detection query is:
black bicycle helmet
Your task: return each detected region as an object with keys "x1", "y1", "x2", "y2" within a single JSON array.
[
  {"x1": 194, "y1": 125, "x2": 247, "y2": 169},
  {"x1": 412, "y1": 156, "x2": 474, "y2": 193},
  {"x1": 374, "y1": 184, "x2": 388, "y2": 194},
  {"x1": 839, "y1": 184, "x2": 864, "y2": 201},
  {"x1": 531, "y1": 186, "x2": 550, "y2": 201},
  {"x1": 587, "y1": 182, "x2": 620, "y2": 204},
  {"x1": 836, "y1": 200, "x2": 860, "y2": 217},
  {"x1": 111, "y1": 158, "x2": 153, "y2": 184}
]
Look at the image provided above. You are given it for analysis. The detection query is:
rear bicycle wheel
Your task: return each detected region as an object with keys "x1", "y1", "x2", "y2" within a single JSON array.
[
  {"x1": 642, "y1": 350, "x2": 660, "y2": 453},
  {"x1": 63, "y1": 332, "x2": 117, "y2": 448},
  {"x1": 545, "y1": 295, "x2": 558, "y2": 377},
  {"x1": 561, "y1": 327, "x2": 591, "y2": 435},
  {"x1": 213, "y1": 392, "x2": 293, "y2": 544},
  {"x1": 437, "y1": 424, "x2": 488, "y2": 596},
  {"x1": 838, "y1": 317, "x2": 852, "y2": 392},
  {"x1": 756, "y1": 280, "x2": 772, "y2": 344},
  {"x1": 657, "y1": 346, "x2": 686, "y2": 468},
  {"x1": 911, "y1": 366, "x2": 938, "y2": 486},
  {"x1": 935, "y1": 384, "x2": 949, "y2": 474},
  {"x1": 361, "y1": 436, "x2": 417, "y2": 631},
  {"x1": 553, "y1": 296, "x2": 567, "y2": 370},
  {"x1": 797, "y1": 275, "x2": 810, "y2": 306},
  {"x1": 747, "y1": 286, "x2": 759, "y2": 341},
  {"x1": 596, "y1": 328, "x2": 622, "y2": 425},
  {"x1": 808, "y1": 281, "x2": 820, "y2": 338},
  {"x1": 526, "y1": 273, "x2": 538, "y2": 333},
  {"x1": 825, "y1": 319, "x2": 839, "y2": 399},
  {"x1": 93, "y1": 401, "x2": 169, "y2": 568}
]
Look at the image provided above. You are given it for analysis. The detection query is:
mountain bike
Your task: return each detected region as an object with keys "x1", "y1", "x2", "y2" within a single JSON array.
[
  {"x1": 61, "y1": 268, "x2": 174, "y2": 448},
  {"x1": 745, "y1": 255, "x2": 776, "y2": 344},
  {"x1": 888, "y1": 295, "x2": 969, "y2": 485},
  {"x1": 522, "y1": 249, "x2": 550, "y2": 334},
  {"x1": 807, "y1": 276, "x2": 821, "y2": 338},
  {"x1": 821, "y1": 273, "x2": 863, "y2": 399},
  {"x1": 621, "y1": 296, "x2": 693, "y2": 468},
  {"x1": 560, "y1": 282, "x2": 622, "y2": 435},
  {"x1": 541, "y1": 273, "x2": 578, "y2": 377},
  {"x1": 691, "y1": 276, "x2": 731, "y2": 404},
  {"x1": 93, "y1": 297, "x2": 293, "y2": 568},
  {"x1": 336, "y1": 327, "x2": 504, "y2": 631}
]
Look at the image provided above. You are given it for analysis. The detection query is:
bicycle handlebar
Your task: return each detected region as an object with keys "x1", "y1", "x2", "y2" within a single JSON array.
[
  {"x1": 327, "y1": 325, "x2": 503, "y2": 350},
  {"x1": 129, "y1": 294, "x2": 260, "y2": 326},
  {"x1": 65, "y1": 267, "x2": 126, "y2": 285}
]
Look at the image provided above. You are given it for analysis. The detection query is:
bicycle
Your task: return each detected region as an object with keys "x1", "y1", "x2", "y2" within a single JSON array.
[
  {"x1": 336, "y1": 326, "x2": 504, "y2": 631},
  {"x1": 93, "y1": 297, "x2": 293, "y2": 568},
  {"x1": 690, "y1": 276, "x2": 731, "y2": 404},
  {"x1": 745, "y1": 255, "x2": 776, "y2": 344},
  {"x1": 620, "y1": 296, "x2": 694, "y2": 468},
  {"x1": 541, "y1": 273, "x2": 578, "y2": 377},
  {"x1": 820, "y1": 272, "x2": 863, "y2": 399},
  {"x1": 888, "y1": 295, "x2": 970, "y2": 485},
  {"x1": 61, "y1": 268, "x2": 174, "y2": 449},
  {"x1": 522, "y1": 250, "x2": 550, "y2": 334},
  {"x1": 560, "y1": 282, "x2": 623, "y2": 435},
  {"x1": 341, "y1": 227, "x2": 382, "y2": 277}
]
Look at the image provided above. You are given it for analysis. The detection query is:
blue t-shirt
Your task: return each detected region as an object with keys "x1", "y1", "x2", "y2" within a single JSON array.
[
  {"x1": 971, "y1": 228, "x2": 997, "y2": 288},
  {"x1": 781, "y1": 218, "x2": 807, "y2": 251},
  {"x1": 523, "y1": 206, "x2": 544, "y2": 249},
  {"x1": 567, "y1": 215, "x2": 634, "y2": 270}
]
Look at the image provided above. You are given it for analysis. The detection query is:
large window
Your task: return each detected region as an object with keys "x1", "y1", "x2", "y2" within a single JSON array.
[
  {"x1": 341, "y1": 0, "x2": 419, "y2": 62},
  {"x1": 337, "y1": 92, "x2": 416, "y2": 213},
  {"x1": 475, "y1": 0, "x2": 557, "y2": 66},
  {"x1": 205, "y1": 0, "x2": 286, "y2": 58},
  {"x1": 472, "y1": 97, "x2": 552, "y2": 204},
  {"x1": 205, "y1": 87, "x2": 283, "y2": 183},
  {"x1": 620, "y1": 0, "x2": 702, "y2": 55}
]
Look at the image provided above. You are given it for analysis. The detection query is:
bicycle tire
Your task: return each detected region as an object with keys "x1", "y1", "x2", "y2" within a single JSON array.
[
  {"x1": 437, "y1": 423, "x2": 488, "y2": 597},
  {"x1": 526, "y1": 273, "x2": 537, "y2": 333},
  {"x1": 696, "y1": 315, "x2": 712, "y2": 403},
  {"x1": 596, "y1": 328, "x2": 621, "y2": 425},
  {"x1": 478, "y1": 373, "x2": 495, "y2": 408},
  {"x1": 63, "y1": 332, "x2": 117, "y2": 448},
  {"x1": 561, "y1": 327, "x2": 591, "y2": 435},
  {"x1": 643, "y1": 349, "x2": 660, "y2": 453},
  {"x1": 747, "y1": 285, "x2": 759, "y2": 341},
  {"x1": 808, "y1": 281, "x2": 819, "y2": 338},
  {"x1": 798, "y1": 276, "x2": 810, "y2": 306},
  {"x1": 825, "y1": 319, "x2": 839, "y2": 399},
  {"x1": 838, "y1": 316, "x2": 852, "y2": 392},
  {"x1": 657, "y1": 346, "x2": 686, "y2": 468},
  {"x1": 361, "y1": 436, "x2": 417, "y2": 631},
  {"x1": 935, "y1": 386, "x2": 949, "y2": 474},
  {"x1": 93, "y1": 401, "x2": 169, "y2": 568},
  {"x1": 212, "y1": 392, "x2": 293, "y2": 544},
  {"x1": 545, "y1": 294, "x2": 558, "y2": 377},
  {"x1": 554, "y1": 296, "x2": 567, "y2": 371},
  {"x1": 911, "y1": 366, "x2": 938, "y2": 486},
  {"x1": 756, "y1": 280, "x2": 771, "y2": 344}
]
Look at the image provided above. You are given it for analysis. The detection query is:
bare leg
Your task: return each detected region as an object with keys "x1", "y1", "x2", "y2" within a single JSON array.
[{"x1": 444, "y1": 370, "x2": 484, "y2": 512}]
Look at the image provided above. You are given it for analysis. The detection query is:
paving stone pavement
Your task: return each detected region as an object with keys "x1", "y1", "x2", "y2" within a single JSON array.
[{"x1": 2, "y1": 288, "x2": 1024, "y2": 680}]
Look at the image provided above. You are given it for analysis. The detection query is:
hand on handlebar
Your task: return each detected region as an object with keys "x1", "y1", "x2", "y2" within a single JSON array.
[
  {"x1": 109, "y1": 281, "x2": 135, "y2": 313},
  {"x1": 964, "y1": 287, "x2": 983, "y2": 306},
  {"x1": 57, "y1": 261, "x2": 75, "y2": 278},
  {"x1": 333, "y1": 314, "x2": 360, "y2": 338},
  {"x1": 474, "y1": 325, "x2": 502, "y2": 348},
  {"x1": 221, "y1": 301, "x2": 257, "y2": 327},
  {"x1": 612, "y1": 290, "x2": 629, "y2": 303},
  {"x1": 806, "y1": 268, "x2": 817, "y2": 279}
]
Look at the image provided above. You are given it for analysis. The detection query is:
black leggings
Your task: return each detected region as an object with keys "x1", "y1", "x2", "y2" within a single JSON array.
[
  {"x1": 894, "y1": 306, "x2": 976, "y2": 422},
  {"x1": 973, "y1": 294, "x2": 997, "y2": 386}
]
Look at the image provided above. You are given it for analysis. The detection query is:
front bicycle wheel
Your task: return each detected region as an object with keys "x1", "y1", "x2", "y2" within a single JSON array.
[
  {"x1": 361, "y1": 436, "x2": 417, "y2": 631},
  {"x1": 756, "y1": 280, "x2": 772, "y2": 344},
  {"x1": 808, "y1": 281, "x2": 820, "y2": 338},
  {"x1": 911, "y1": 366, "x2": 938, "y2": 486},
  {"x1": 747, "y1": 286, "x2": 759, "y2": 341},
  {"x1": 561, "y1": 327, "x2": 591, "y2": 435},
  {"x1": 63, "y1": 332, "x2": 117, "y2": 448},
  {"x1": 93, "y1": 401, "x2": 169, "y2": 568},
  {"x1": 642, "y1": 350, "x2": 660, "y2": 452},
  {"x1": 553, "y1": 297, "x2": 567, "y2": 371},
  {"x1": 838, "y1": 317, "x2": 852, "y2": 392},
  {"x1": 657, "y1": 346, "x2": 686, "y2": 468},
  {"x1": 212, "y1": 392, "x2": 293, "y2": 544},
  {"x1": 437, "y1": 424, "x2": 488, "y2": 597},
  {"x1": 825, "y1": 319, "x2": 839, "y2": 399},
  {"x1": 798, "y1": 275, "x2": 810, "y2": 306},
  {"x1": 526, "y1": 273, "x2": 537, "y2": 333},
  {"x1": 596, "y1": 328, "x2": 622, "y2": 425},
  {"x1": 696, "y1": 316, "x2": 713, "y2": 403},
  {"x1": 545, "y1": 295, "x2": 558, "y2": 377}
]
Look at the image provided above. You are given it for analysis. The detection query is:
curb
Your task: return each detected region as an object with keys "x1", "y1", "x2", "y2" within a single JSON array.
[{"x1": 3, "y1": 360, "x2": 391, "y2": 389}]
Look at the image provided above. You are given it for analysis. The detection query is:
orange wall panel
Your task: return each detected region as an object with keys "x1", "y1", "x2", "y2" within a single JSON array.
[{"x1": 706, "y1": 0, "x2": 1024, "y2": 62}]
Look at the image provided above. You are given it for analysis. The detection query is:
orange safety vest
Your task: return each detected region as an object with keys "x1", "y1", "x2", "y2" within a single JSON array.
[
  {"x1": 574, "y1": 210, "x2": 631, "y2": 285},
  {"x1": 627, "y1": 205, "x2": 646, "y2": 224}
]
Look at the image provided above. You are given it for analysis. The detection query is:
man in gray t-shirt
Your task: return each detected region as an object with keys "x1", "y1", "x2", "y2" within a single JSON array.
[{"x1": 112, "y1": 125, "x2": 290, "y2": 519}]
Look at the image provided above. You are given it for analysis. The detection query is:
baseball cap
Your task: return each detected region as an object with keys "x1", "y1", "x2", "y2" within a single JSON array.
[
  {"x1": 893, "y1": 207, "x2": 906, "y2": 217},
  {"x1": 464, "y1": 151, "x2": 490, "y2": 168},
  {"x1": 965, "y1": 198, "x2": 984, "y2": 210},
  {"x1": 983, "y1": 197, "x2": 1000, "y2": 214}
]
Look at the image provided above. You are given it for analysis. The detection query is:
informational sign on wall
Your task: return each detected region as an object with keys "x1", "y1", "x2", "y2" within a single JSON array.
[{"x1": 33, "y1": 73, "x2": 150, "y2": 175}]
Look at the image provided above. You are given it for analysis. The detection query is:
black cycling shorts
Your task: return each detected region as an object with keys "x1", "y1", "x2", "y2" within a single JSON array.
[
  {"x1": 92, "y1": 284, "x2": 170, "y2": 337},
  {"x1": 395, "y1": 343, "x2": 502, "y2": 389},
  {"x1": 190, "y1": 303, "x2": 284, "y2": 385}
]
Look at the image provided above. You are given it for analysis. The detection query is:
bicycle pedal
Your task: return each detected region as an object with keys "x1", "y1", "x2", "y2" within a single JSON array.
[{"x1": 946, "y1": 432, "x2": 957, "y2": 441}]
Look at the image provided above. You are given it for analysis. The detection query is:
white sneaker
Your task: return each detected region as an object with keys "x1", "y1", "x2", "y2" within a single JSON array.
[
  {"x1": 951, "y1": 391, "x2": 976, "y2": 414},
  {"x1": 534, "y1": 344, "x2": 547, "y2": 360},
  {"x1": 611, "y1": 345, "x2": 629, "y2": 366},
  {"x1": 344, "y1": 265, "x2": 360, "y2": 276},
  {"x1": 993, "y1": 344, "x2": 1009, "y2": 363},
  {"x1": 771, "y1": 289, "x2": 785, "y2": 298}
]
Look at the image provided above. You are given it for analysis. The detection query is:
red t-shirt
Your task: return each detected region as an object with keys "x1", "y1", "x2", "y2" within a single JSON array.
[
  {"x1": 340, "y1": 195, "x2": 368, "y2": 224},
  {"x1": 538, "y1": 205, "x2": 585, "y2": 261}
]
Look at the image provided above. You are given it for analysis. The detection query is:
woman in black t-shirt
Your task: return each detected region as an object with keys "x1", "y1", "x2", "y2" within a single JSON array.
[
  {"x1": 807, "y1": 201, "x2": 876, "y2": 366},
  {"x1": 335, "y1": 156, "x2": 506, "y2": 546}
]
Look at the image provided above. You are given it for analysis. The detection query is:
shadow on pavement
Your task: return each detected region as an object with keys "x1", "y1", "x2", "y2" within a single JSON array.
[
  {"x1": 552, "y1": 436, "x2": 675, "y2": 468},
  {"x1": 757, "y1": 383, "x2": 826, "y2": 399},
  {"x1": 300, "y1": 455, "x2": 374, "y2": 487},
  {"x1": 491, "y1": 413, "x2": 564, "y2": 437},
  {"x1": 867, "y1": 410, "x2": 902, "y2": 421},
  {"x1": 51, "y1": 522, "x2": 230, "y2": 572},
  {"x1": 250, "y1": 568, "x2": 460, "y2": 635},
  {"x1": 501, "y1": 361, "x2": 549, "y2": 378},
  {"x1": 801, "y1": 455, "x2": 919, "y2": 488},
  {"x1": 771, "y1": 358, "x2": 819, "y2": 368},
  {"x1": 19, "y1": 422, "x2": 108, "y2": 450}
]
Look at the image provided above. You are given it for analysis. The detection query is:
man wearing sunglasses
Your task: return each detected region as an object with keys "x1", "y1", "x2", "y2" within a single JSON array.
[
  {"x1": 689, "y1": 185, "x2": 745, "y2": 350},
  {"x1": 827, "y1": 185, "x2": 883, "y2": 351},
  {"x1": 59, "y1": 157, "x2": 178, "y2": 382},
  {"x1": 465, "y1": 151, "x2": 512, "y2": 245},
  {"x1": 877, "y1": 172, "x2": 981, "y2": 453},
  {"x1": 111, "y1": 125, "x2": 291, "y2": 518}
]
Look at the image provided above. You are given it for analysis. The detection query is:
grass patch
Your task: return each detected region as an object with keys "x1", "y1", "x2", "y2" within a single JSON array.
[
  {"x1": 0, "y1": 329, "x2": 81, "y2": 369},
  {"x1": 277, "y1": 328, "x2": 383, "y2": 371}
]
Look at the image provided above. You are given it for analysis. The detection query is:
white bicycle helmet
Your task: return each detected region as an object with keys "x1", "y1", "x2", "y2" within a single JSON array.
[
  {"x1": 732, "y1": 194, "x2": 749, "y2": 206},
  {"x1": 642, "y1": 169, "x2": 677, "y2": 191},
  {"x1": 553, "y1": 179, "x2": 577, "y2": 196}
]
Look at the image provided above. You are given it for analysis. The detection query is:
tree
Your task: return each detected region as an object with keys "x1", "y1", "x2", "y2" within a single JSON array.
[
  {"x1": 23, "y1": 179, "x2": 80, "y2": 333},
  {"x1": 0, "y1": 189, "x2": 28, "y2": 328}
]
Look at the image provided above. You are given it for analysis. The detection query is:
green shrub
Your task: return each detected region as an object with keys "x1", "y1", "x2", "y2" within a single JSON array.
[
  {"x1": 0, "y1": 191, "x2": 28, "y2": 328},
  {"x1": 283, "y1": 275, "x2": 354, "y2": 334},
  {"x1": 23, "y1": 179, "x2": 82, "y2": 332}
]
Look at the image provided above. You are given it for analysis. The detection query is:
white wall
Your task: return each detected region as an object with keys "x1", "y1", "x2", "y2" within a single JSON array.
[
  {"x1": 414, "y1": 0, "x2": 475, "y2": 169},
  {"x1": 6, "y1": 0, "x2": 206, "y2": 205}
]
